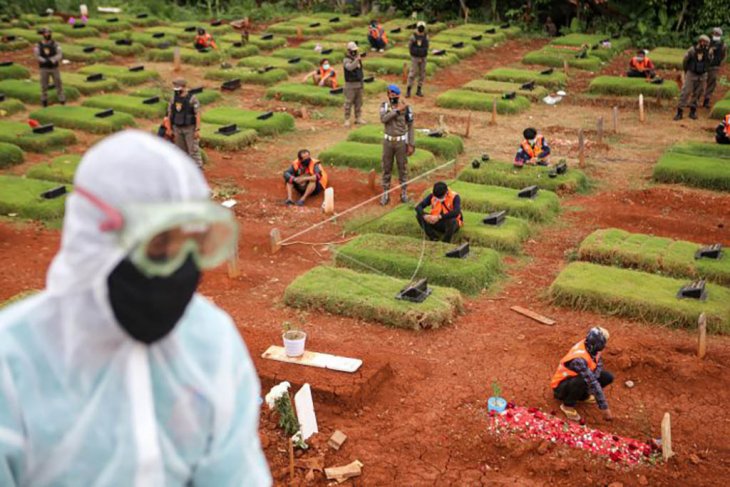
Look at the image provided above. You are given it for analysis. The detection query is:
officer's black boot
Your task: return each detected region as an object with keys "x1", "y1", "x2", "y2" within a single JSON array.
[
  {"x1": 42, "y1": 100, "x2": 48, "y2": 108},
  {"x1": 673, "y1": 108, "x2": 683, "y2": 121},
  {"x1": 380, "y1": 186, "x2": 390, "y2": 206},
  {"x1": 400, "y1": 186, "x2": 409, "y2": 203},
  {"x1": 689, "y1": 107, "x2": 697, "y2": 120},
  {"x1": 416, "y1": 85, "x2": 423, "y2": 97},
  {"x1": 406, "y1": 86, "x2": 412, "y2": 98},
  {"x1": 702, "y1": 97, "x2": 711, "y2": 108}
]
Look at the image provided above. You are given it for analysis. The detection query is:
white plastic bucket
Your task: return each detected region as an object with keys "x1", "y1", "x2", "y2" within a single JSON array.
[{"x1": 283, "y1": 331, "x2": 307, "y2": 357}]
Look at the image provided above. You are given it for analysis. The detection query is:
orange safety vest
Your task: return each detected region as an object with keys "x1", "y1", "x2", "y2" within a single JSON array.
[
  {"x1": 318, "y1": 66, "x2": 338, "y2": 89},
  {"x1": 195, "y1": 33, "x2": 216, "y2": 48},
  {"x1": 724, "y1": 114, "x2": 730, "y2": 136},
  {"x1": 369, "y1": 24, "x2": 388, "y2": 44},
  {"x1": 629, "y1": 56, "x2": 651, "y2": 72},
  {"x1": 550, "y1": 340, "x2": 597, "y2": 389},
  {"x1": 292, "y1": 157, "x2": 328, "y2": 189},
  {"x1": 429, "y1": 190, "x2": 463, "y2": 227},
  {"x1": 521, "y1": 135, "x2": 544, "y2": 159}
]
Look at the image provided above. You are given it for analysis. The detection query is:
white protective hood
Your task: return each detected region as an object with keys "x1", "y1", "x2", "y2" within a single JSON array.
[{"x1": 0, "y1": 131, "x2": 271, "y2": 487}]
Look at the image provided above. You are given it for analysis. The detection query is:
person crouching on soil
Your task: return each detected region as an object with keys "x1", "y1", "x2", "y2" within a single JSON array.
[
  {"x1": 551, "y1": 327, "x2": 614, "y2": 423},
  {"x1": 415, "y1": 181, "x2": 463, "y2": 243},
  {"x1": 514, "y1": 127, "x2": 551, "y2": 167},
  {"x1": 627, "y1": 49, "x2": 656, "y2": 79},
  {"x1": 302, "y1": 58, "x2": 338, "y2": 89},
  {"x1": 283, "y1": 149, "x2": 328, "y2": 207},
  {"x1": 194, "y1": 28, "x2": 218, "y2": 50},
  {"x1": 717, "y1": 114, "x2": 730, "y2": 144}
]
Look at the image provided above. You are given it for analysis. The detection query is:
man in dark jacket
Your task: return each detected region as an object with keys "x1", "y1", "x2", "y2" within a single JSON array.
[
  {"x1": 415, "y1": 181, "x2": 463, "y2": 243},
  {"x1": 167, "y1": 78, "x2": 203, "y2": 168},
  {"x1": 675, "y1": 35, "x2": 712, "y2": 121},
  {"x1": 704, "y1": 27, "x2": 726, "y2": 108},
  {"x1": 34, "y1": 28, "x2": 65, "y2": 107},
  {"x1": 343, "y1": 41, "x2": 365, "y2": 127},
  {"x1": 406, "y1": 21, "x2": 429, "y2": 98}
]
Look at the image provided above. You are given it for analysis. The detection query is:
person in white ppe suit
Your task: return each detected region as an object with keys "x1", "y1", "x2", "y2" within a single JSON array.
[{"x1": 0, "y1": 130, "x2": 271, "y2": 486}]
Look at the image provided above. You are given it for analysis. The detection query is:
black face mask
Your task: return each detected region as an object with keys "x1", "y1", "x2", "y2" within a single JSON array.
[
  {"x1": 301, "y1": 157, "x2": 312, "y2": 165},
  {"x1": 107, "y1": 256, "x2": 201, "y2": 344},
  {"x1": 43, "y1": 34, "x2": 52, "y2": 41},
  {"x1": 389, "y1": 97, "x2": 399, "y2": 105},
  {"x1": 417, "y1": 26, "x2": 425, "y2": 33}
]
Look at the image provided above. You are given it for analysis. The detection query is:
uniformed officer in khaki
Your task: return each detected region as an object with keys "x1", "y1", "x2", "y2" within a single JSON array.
[
  {"x1": 379, "y1": 84, "x2": 415, "y2": 205},
  {"x1": 168, "y1": 78, "x2": 203, "y2": 167},
  {"x1": 34, "y1": 27, "x2": 65, "y2": 107},
  {"x1": 675, "y1": 35, "x2": 712, "y2": 121},
  {"x1": 406, "y1": 21, "x2": 429, "y2": 98},
  {"x1": 343, "y1": 41, "x2": 365, "y2": 127}
]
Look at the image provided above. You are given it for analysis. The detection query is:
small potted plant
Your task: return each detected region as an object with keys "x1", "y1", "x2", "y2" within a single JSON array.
[
  {"x1": 487, "y1": 380, "x2": 507, "y2": 414},
  {"x1": 282, "y1": 321, "x2": 306, "y2": 357}
]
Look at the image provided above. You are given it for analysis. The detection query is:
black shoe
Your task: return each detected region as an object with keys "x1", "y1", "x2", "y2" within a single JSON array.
[
  {"x1": 42, "y1": 100, "x2": 48, "y2": 107},
  {"x1": 60, "y1": 100, "x2": 65, "y2": 105},
  {"x1": 702, "y1": 98, "x2": 711, "y2": 109},
  {"x1": 416, "y1": 86, "x2": 423, "y2": 97},
  {"x1": 673, "y1": 108, "x2": 683, "y2": 121},
  {"x1": 689, "y1": 108, "x2": 697, "y2": 120},
  {"x1": 406, "y1": 86, "x2": 411, "y2": 98}
]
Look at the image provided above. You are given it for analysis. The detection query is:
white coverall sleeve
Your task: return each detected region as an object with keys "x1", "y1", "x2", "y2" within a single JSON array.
[
  {"x1": 190, "y1": 336, "x2": 271, "y2": 486},
  {"x1": 0, "y1": 360, "x2": 23, "y2": 487}
]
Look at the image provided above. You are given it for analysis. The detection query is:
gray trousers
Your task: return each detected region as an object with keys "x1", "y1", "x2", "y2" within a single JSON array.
[
  {"x1": 407, "y1": 57, "x2": 427, "y2": 88},
  {"x1": 173, "y1": 125, "x2": 203, "y2": 168},
  {"x1": 381, "y1": 139, "x2": 408, "y2": 189},
  {"x1": 40, "y1": 67, "x2": 65, "y2": 104},
  {"x1": 704, "y1": 67, "x2": 720, "y2": 101},
  {"x1": 344, "y1": 82, "x2": 363, "y2": 121},
  {"x1": 678, "y1": 71, "x2": 707, "y2": 109}
]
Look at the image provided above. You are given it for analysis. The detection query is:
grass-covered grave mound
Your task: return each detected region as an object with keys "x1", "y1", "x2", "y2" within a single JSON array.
[
  {"x1": 57, "y1": 72, "x2": 121, "y2": 95},
  {"x1": 458, "y1": 161, "x2": 589, "y2": 193},
  {"x1": 334, "y1": 233, "x2": 502, "y2": 295},
  {"x1": 82, "y1": 94, "x2": 167, "y2": 119},
  {"x1": 29, "y1": 105, "x2": 136, "y2": 134},
  {"x1": 319, "y1": 141, "x2": 437, "y2": 176},
  {"x1": 588, "y1": 76, "x2": 679, "y2": 98},
  {"x1": 462, "y1": 79, "x2": 549, "y2": 101},
  {"x1": 648, "y1": 47, "x2": 684, "y2": 69},
  {"x1": 202, "y1": 107, "x2": 295, "y2": 136},
  {"x1": 435, "y1": 89, "x2": 530, "y2": 114},
  {"x1": 347, "y1": 124, "x2": 464, "y2": 159},
  {"x1": 204, "y1": 67, "x2": 289, "y2": 86},
  {"x1": 265, "y1": 79, "x2": 387, "y2": 106},
  {"x1": 26, "y1": 154, "x2": 81, "y2": 183},
  {"x1": 485, "y1": 67, "x2": 567, "y2": 88},
  {"x1": 284, "y1": 265, "x2": 463, "y2": 330},
  {"x1": 652, "y1": 151, "x2": 730, "y2": 192},
  {"x1": 0, "y1": 174, "x2": 70, "y2": 221},
  {"x1": 62, "y1": 44, "x2": 113, "y2": 63},
  {"x1": 200, "y1": 124, "x2": 257, "y2": 151},
  {"x1": 0, "y1": 79, "x2": 80, "y2": 104},
  {"x1": 0, "y1": 142, "x2": 24, "y2": 168},
  {"x1": 0, "y1": 98, "x2": 26, "y2": 116},
  {"x1": 447, "y1": 180, "x2": 560, "y2": 222},
  {"x1": 0, "y1": 62, "x2": 30, "y2": 80},
  {"x1": 550, "y1": 262, "x2": 730, "y2": 334},
  {"x1": 237, "y1": 56, "x2": 315, "y2": 75},
  {"x1": 0, "y1": 120, "x2": 76, "y2": 152},
  {"x1": 78, "y1": 64, "x2": 160, "y2": 86}
]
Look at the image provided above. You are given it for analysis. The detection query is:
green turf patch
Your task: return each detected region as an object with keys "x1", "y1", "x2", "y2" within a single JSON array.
[
  {"x1": 587, "y1": 76, "x2": 679, "y2": 98},
  {"x1": 110, "y1": 31, "x2": 178, "y2": 48},
  {"x1": 84, "y1": 18, "x2": 132, "y2": 33},
  {"x1": 443, "y1": 24, "x2": 509, "y2": 42},
  {"x1": 383, "y1": 47, "x2": 460, "y2": 67},
  {"x1": 310, "y1": 13, "x2": 369, "y2": 30},
  {"x1": 123, "y1": 15, "x2": 162, "y2": 28},
  {"x1": 578, "y1": 228, "x2": 730, "y2": 286},
  {"x1": 0, "y1": 79, "x2": 81, "y2": 105},
  {"x1": 202, "y1": 107, "x2": 295, "y2": 136},
  {"x1": 319, "y1": 141, "x2": 437, "y2": 176},
  {"x1": 0, "y1": 37, "x2": 31, "y2": 52},
  {"x1": 0, "y1": 63, "x2": 30, "y2": 80},
  {"x1": 431, "y1": 32, "x2": 495, "y2": 49},
  {"x1": 266, "y1": 22, "x2": 334, "y2": 37},
  {"x1": 200, "y1": 124, "x2": 257, "y2": 151},
  {"x1": 204, "y1": 67, "x2": 289, "y2": 86},
  {"x1": 237, "y1": 56, "x2": 315, "y2": 75},
  {"x1": 179, "y1": 47, "x2": 223, "y2": 66},
  {"x1": 448, "y1": 180, "x2": 560, "y2": 222},
  {"x1": 485, "y1": 67, "x2": 567, "y2": 88},
  {"x1": 246, "y1": 34, "x2": 287, "y2": 50},
  {"x1": 435, "y1": 89, "x2": 530, "y2": 114},
  {"x1": 649, "y1": 47, "x2": 684, "y2": 69},
  {"x1": 29, "y1": 105, "x2": 136, "y2": 134},
  {"x1": 78, "y1": 64, "x2": 160, "y2": 86},
  {"x1": 462, "y1": 79, "x2": 549, "y2": 101},
  {"x1": 145, "y1": 26, "x2": 195, "y2": 42},
  {"x1": 667, "y1": 141, "x2": 730, "y2": 159},
  {"x1": 710, "y1": 99, "x2": 730, "y2": 119},
  {"x1": 334, "y1": 233, "x2": 502, "y2": 295},
  {"x1": 172, "y1": 22, "x2": 233, "y2": 36},
  {"x1": 458, "y1": 161, "x2": 589, "y2": 193},
  {"x1": 550, "y1": 262, "x2": 730, "y2": 334},
  {"x1": 429, "y1": 41, "x2": 478, "y2": 59},
  {"x1": 550, "y1": 34, "x2": 631, "y2": 51},
  {"x1": 523, "y1": 47, "x2": 603, "y2": 71},
  {"x1": 57, "y1": 72, "x2": 120, "y2": 95},
  {"x1": 82, "y1": 94, "x2": 167, "y2": 119},
  {"x1": 284, "y1": 265, "x2": 463, "y2": 330},
  {"x1": 347, "y1": 124, "x2": 464, "y2": 159},
  {"x1": 129, "y1": 87, "x2": 221, "y2": 106},
  {"x1": 652, "y1": 151, "x2": 730, "y2": 192},
  {"x1": 353, "y1": 204, "x2": 531, "y2": 253},
  {"x1": 322, "y1": 33, "x2": 370, "y2": 47},
  {"x1": 62, "y1": 44, "x2": 113, "y2": 63},
  {"x1": 0, "y1": 98, "x2": 25, "y2": 116},
  {"x1": 265, "y1": 80, "x2": 387, "y2": 106},
  {"x1": 0, "y1": 142, "x2": 24, "y2": 168},
  {"x1": 363, "y1": 57, "x2": 437, "y2": 76},
  {"x1": 0, "y1": 120, "x2": 76, "y2": 152},
  {"x1": 0, "y1": 175, "x2": 70, "y2": 221},
  {"x1": 93, "y1": 38, "x2": 145, "y2": 57},
  {"x1": 223, "y1": 42, "x2": 260, "y2": 59},
  {"x1": 25, "y1": 154, "x2": 81, "y2": 183},
  {"x1": 52, "y1": 24, "x2": 100, "y2": 38},
  {"x1": 145, "y1": 47, "x2": 174, "y2": 62},
  {"x1": 1, "y1": 28, "x2": 47, "y2": 43},
  {"x1": 271, "y1": 47, "x2": 345, "y2": 65}
]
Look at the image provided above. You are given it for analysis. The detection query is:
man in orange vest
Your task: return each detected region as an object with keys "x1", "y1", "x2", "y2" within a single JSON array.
[
  {"x1": 415, "y1": 181, "x2": 463, "y2": 243},
  {"x1": 551, "y1": 327, "x2": 614, "y2": 423},
  {"x1": 367, "y1": 19, "x2": 388, "y2": 52},
  {"x1": 514, "y1": 127, "x2": 551, "y2": 167},
  {"x1": 302, "y1": 58, "x2": 338, "y2": 88},
  {"x1": 716, "y1": 114, "x2": 730, "y2": 144},
  {"x1": 283, "y1": 149, "x2": 328, "y2": 206},
  {"x1": 194, "y1": 28, "x2": 218, "y2": 50},
  {"x1": 627, "y1": 49, "x2": 656, "y2": 79}
]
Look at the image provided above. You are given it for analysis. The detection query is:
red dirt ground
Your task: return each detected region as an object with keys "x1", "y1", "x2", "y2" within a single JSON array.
[{"x1": 2, "y1": 29, "x2": 730, "y2": 487}]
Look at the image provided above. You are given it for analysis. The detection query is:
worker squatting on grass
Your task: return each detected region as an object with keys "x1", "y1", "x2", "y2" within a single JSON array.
[
  {"x1": 283, "y1": 149, "x2": 329, "y2": 207},
  {"x1": 415, "y1": 181, "x2": 464, "y2": 244},
  {"x1": 514, "y1": 127, "x2": 551, "y2": 167},
  {"x1": 717, "y1": 114, "x2": 730, "y2": 144},
  {"x1": 0, "y1": 130, "x2": 271, "y2": 486},
  {"x1": 302, "y1": 58, "x2": 338, "y2": 88}
]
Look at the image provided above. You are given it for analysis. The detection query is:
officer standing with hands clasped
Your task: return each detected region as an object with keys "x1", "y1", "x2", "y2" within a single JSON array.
[
  {"x1": 34, "y1": 27, "x2": 65, "y2": 107},
  {"x1": 675, "y1": 35, "x2": 712, "y2": 121},
  {"x1": 380, "y1": 84, "x2": 415, "y2": 206},
  {"x1": 704, "y1": 27, "x2": 726, "y2": 108},
  {"x1": 406, "y1": 21, "x2": 429, "y2": 98},
  {"x1": 168, "y1": 78, "x2": 203, "y2": 168}
]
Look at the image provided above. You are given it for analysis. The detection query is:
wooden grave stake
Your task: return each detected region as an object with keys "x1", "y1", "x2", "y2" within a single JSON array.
[
  {"x1": 597, "y1": 116, "x2": 604, "y2": 144},
  {"x1": 401, "y1": 62, "x2": 408, "y2": 85},
  {"x1": 661, "y1": 412, "x2": 673, "y2": 461},
  {"x1": 563, "y1": 59, "x2": 569, "y2": 77},
  {"x1": 270, "y1": 228, "x2": 282, "y2": 254},
  {"x1": 288, "y1": 437, "x2": 295, "y2": 481},
  {"x1": 367, "y1": 169, "x2": 377, "y2": 192},
  {"x1": 698, "y1": 312, "x2": 707, "y2": 359},
  {"x1": 489, "y1": 98, "x2": 497, "y2": 125},
  {"x1": 464, "y1": 111, "x2": 472, "y2": 138},
  {"x1": 578, "y1": 128, "x2": 586, "y2": 168},
  {"x1": 296, "y1": 26, "x2": 303, "y2": 40},
  {"x1": 612, "y1": 106, "x2": 619, "y2": 134},
  {"x1": 173, "y1": 46, "x2": 181, "y2": 72},
  {"x1": 639, "y1": 94, "x2": 645, "y2": 123}
]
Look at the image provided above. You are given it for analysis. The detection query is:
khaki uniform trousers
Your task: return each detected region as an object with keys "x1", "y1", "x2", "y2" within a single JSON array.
[{"x1": 173, "y1": 125, "x2": 203, "y2": 168}]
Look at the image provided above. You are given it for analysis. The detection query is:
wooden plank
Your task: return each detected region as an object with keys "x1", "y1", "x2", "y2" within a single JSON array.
[
  {"x1": 270, "y1": 228, "x2": 281, "y2": 254},
  {"x1": 639, "y1": 94, "x2": 645, "y2": 123},
  {"x1": 698, "y1": 312, "x2": 707, "y2": 359},
  {"x1": 661, "y1": 412, "x2": 673, "y2": 461},
  {"x1": 489, "y1": 98, "x2": 497, "y2": 126},
  {"x1": 325, "y1": 460, "x2": 363, "y2": 482},
  {"x1": 510, "y1": 306, "x2": 556, "y2": 326},
  {"x1": 578, "y1": 128, "x2": 585, "y2": 168},
  {"x1": 261, "y1": 345, "x2": 362, "y2": 373},
  {"x1": 612, "y1": 106, "x2": 619, "y2": 134},
  {"x1": 597, "y1": 116, "x2": 604, "y2": 144}
]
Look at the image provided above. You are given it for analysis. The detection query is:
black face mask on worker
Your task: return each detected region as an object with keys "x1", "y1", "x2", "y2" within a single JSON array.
[
  {"x1": 301, "y1": 157, "x2": 312, "y2": 165},
  {"x1": 43, "y1": 34, "x2": 52, "y2": 41},
  {"x1": 389, "y1": 97, "x2": 399, "y2": 105},
  {"x1": 417, "y1": 26, "x2": 425, "y2": 33},
  {"x1": 107, "y1": 255, "x2": 201, "y2": 344}
]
